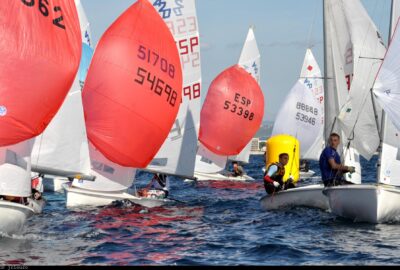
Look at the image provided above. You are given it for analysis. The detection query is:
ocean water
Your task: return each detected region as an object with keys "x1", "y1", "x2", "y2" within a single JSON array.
[{"x1": 1, "y1": 155, "x2": 400, "y2": 266}]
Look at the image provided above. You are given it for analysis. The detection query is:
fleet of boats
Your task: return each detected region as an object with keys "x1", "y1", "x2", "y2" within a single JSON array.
[{"x1": 1, "y1": 0, "x2": 400, "y2": 238}]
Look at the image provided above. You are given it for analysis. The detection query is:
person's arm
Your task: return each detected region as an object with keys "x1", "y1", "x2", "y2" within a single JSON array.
[
  {"x1": 264, "y1": 165, "x2": 278, "y2": 183},
  {"x1": 145, "y1": 176, "x2": 156, "y2": 189},
  {"x1": 328, "y1": 158, "x2": 351, "y2": 173},
  {"x1": 238, "y1": 166, "x2": 245, "y2": 176}
]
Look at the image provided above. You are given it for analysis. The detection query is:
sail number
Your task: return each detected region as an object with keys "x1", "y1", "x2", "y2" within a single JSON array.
[
  {"x1": 296, "y1": 113, "x2": 316, "y2": 126},
  {"x1": 178, "y1": 37, "x2": 199, "y2": 55},
  {"x1": 21, "y1": 0, "x2": 66, "y2": 30},
  {"x1": 345, "y1": 74, "x2": 353, "y2": 91},
  {"x1": 137, "y1": 45, "x2": 175, "y2": 79},
  {"x1": 153, "y1": 0, "x2": 184, "y2": 19},
  {"x1": 183, "y1": 83, "x2": 200, "y2": 100},
  {"x1": 296, "y1": 102, "x2": 318, "y2": 116},
  {"x1": 223, "y1": 93, "x2": 255, "y2": 121},
  {"x1": 134, "y1": 67, "x2": 178, "y2": 107}
]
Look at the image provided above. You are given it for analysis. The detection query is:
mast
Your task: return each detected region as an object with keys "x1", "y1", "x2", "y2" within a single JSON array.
[
  {"x1": 323, "y1": 0, "x2": 328, "y2": 145},
  {"x1": 376, "y1": 0, "x2": 394, "y2": 182}
]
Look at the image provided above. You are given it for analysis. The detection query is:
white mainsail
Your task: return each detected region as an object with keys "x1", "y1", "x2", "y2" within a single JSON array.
[
  {"x1": 31, "y1": 0, "x2": 93, "y2": 177},
  {"x1": 0, "y1": 141, "x2": 33, "y2": 197},
  {"x1": 374, "y1": 0, "x2": 400, "y2": 186},
  {"x1": 336, "y1": 0, "x2": 386, "y2": 160},
  {"x1": 272, "y1": 49, "x2": 324, "y2": 160},
  {"x1": 145, "y1": 0, "x2": 202, "y2": 178},
  {"x1": 229, "y1": 26, "x2": 261, "y2": 164},
  {"x1": 324, "y1": 0, "x2": 382, "y2": 184},
  {"x1": 324, "y1": 0, "x2": 354, "y2": 140}
]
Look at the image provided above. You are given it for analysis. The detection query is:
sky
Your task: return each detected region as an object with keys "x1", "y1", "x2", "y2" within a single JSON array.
[{"x1": 81, "y1": 0, "x2": 392, "y2": 122}]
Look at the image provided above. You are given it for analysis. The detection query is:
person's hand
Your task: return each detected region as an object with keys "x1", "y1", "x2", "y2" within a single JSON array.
[
  {"x1": 348, "y1": 166, "x2": 356, "y2": 174},
  {"x1": 273, "y1": 181, "x2": 281, "y2": 188}
]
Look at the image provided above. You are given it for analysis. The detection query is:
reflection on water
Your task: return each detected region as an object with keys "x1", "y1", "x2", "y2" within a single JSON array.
[{"x1": 1, "y1": 155, "x2": 400, "y2": 265}]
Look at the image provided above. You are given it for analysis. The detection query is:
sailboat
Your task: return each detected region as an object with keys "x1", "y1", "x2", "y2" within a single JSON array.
[
  {"x1": 194, "y1": 63, "x2": 264, "y2": 183},
  {"x1": 63, "y1": 0, "x2": 183, "y2": 209},
  {"x1": 31, "y1": 0, "x2": 95, "y2": 193},
  {"x1": 270, "y1": 49, "x2": 324, "y2": 180},
  {"x1": 323, "y1": 0, "x2": 400, "y2": 223},
  {"x1": 260, "y1": 50, "x2": 329, "y2": 211},
  {"x1": 193, "y1": 26, "x2": 261, "y2": 181},
  {"x1": 136, "y1": 0, "x2": 202, "y2": 197},
  {"x1": 260, "y1": 0, "x2": 370, "y2": 211},
  {"x1": 0, "y1": 1, "x2": 82, "y2": 235}
]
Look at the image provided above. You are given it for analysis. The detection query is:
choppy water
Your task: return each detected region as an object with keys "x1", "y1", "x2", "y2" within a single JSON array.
[{"x1": 1, "y1": 155, "x2": 400, "y2": 266}]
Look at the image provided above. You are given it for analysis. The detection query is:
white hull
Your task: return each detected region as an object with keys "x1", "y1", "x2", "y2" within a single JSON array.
[
  {"x1": 0, "y1": 201, "x2": 35, "y2": 236},
  {"x1": 63, "y1": 183, "x2": 170, "y2": 209},
  {"x1": 300, "y1": 170, "x2": 315, "y2": 178},
  {"x1": 193, "y1": 171, "x2": 254, "y2": 182},
  {"x1": 324, "y1": 184, "x2": 400, "y2": 223},
  {"x1": 260, "y1": 184, "x2": 328, "y2": 210},
  {"x1": 43, "y1": 176, "x2": 70, "y2": 192}
]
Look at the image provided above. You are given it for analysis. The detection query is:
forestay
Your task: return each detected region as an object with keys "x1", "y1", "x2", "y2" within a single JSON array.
[
  {"x1": 146, "y1": 0, "x2": 202, "y2": 178},
  {"x1": 0, "y1": 0, "x2": 82, "y2": 196}
]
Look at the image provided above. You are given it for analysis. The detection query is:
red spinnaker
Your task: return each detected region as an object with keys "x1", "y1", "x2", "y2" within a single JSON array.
[
  {"x1": 82, "y1": 0, "x2": 182, "y2": 167},
  {"x1": 199, "y1": 65, "x2": 264, "y2": 156},
  {"x1": 0, "y1": 0, "x2": 82, "y2": 146}
]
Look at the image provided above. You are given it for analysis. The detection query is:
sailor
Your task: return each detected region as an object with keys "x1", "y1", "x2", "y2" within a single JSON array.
[
  {"x1": 149, "y1": 173, "x2": 169, "y2": 198},
  {"x1": 300, "y1": 159, "x2": 310, "y2": 172},
  {"x1": 263, "y1": 153, "x2": 295, "y2": 195},
  {"x1": 319, "y1": 133, "x2": 355, "y2": 187},
  {"x1": 230, "y1": 161, "x2": 245, "y2": 177}
]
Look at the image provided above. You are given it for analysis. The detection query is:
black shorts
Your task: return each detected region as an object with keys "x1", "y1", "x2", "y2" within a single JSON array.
[{"x1": 323, "y1": 178, "x2": 354, "y2": 187}]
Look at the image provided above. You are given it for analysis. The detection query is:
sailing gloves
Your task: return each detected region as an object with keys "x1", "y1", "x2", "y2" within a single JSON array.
[
  {"x1": 347, "y1": 166, "x2": 356, "y2": 174},
  {"x1": 273, "y1": 181, "x2": 281, "y2": 188}
]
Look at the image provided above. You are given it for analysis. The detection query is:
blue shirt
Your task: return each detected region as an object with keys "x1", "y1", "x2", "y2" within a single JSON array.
[{"x1": 319, "y1": 146, "x2": 341, "y2": 181}]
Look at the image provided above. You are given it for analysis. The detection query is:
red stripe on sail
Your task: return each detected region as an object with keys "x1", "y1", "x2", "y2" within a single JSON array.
[
  {"x1": 0, "y1": 0, "x2": 82, "y2": 146},
  {"x1": 82, "y1": 0, "x2": 182, "y2": 168},
  {"x1": 199, "y1": 65, "x2": 264, "y2": 156}
]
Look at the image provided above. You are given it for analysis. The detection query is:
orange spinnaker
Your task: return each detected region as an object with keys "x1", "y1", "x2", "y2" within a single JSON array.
[
  {"x1": 82, "y1": 0, "x2": 182, "y2": 167},
  {"x1": 0, "y1": 0, "x2": 82, "y2": 146},
  {"x1": 199, "y1": 65, "x2": 264, "y2": 156}
]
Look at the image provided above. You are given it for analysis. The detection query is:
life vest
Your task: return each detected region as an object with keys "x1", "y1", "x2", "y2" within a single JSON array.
[{"x1": 265, "y1": 162, "x2": 285, "y2": 185}]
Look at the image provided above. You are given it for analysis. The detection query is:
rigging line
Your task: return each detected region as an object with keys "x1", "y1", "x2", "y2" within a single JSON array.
[
  {"x1": 34, "y1": 134, "x2": 44, "y2": 168},
  {"x1": 306, "y1": 0, "x2": 319, "y2": 48}
]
